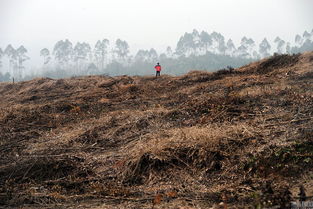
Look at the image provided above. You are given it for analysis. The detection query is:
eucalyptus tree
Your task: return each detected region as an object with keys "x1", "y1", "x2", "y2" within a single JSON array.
[
  {"x1": 94, "y1": 39, "x2": 109, "y2": 70},
  {"x1": 176, "y1": 32, "x2": 194, "y2": 56},
  {"x1": 225, "y1": 39, "x2": 236, "y2": 56},
  {"x1": 274, "y1": 37, "x2": 286, "y2": 54},
  {"x1": 165, "y1": 46, "x2": 173, "y2": 58},
  {"x1": 4, "y1": 44, "x2": 17, "y2": 77},
  {"x1": 259, "y1": 38, "x2": 271, "y2": 58},
  {"x1": 236, "y1": 37, "x2": 257, "y2": 59},
  {"x1": 73, "y1": 42, "x2": 91, "y2": 74},
  {"x1": 53, "y1": 39, "x2": 73, "y2": 69},
  {"x1": 113, "y1": 39, "x2": 130, "y2": 64},
  {"x1": 16, "y1": 45, "x2": 29, "y2": 80},
  {"x1": 200, "y1": 31, "x2": 212, "y2": 53},
  {"x1": 40, "y1": 48, "x2": 51, "y2": 65},
  {"x1": 210, "y1": 31, "x2": 227, "y2": 55}
]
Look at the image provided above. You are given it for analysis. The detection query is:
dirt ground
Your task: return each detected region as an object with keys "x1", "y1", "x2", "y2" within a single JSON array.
[{"x1": 0, "y1": 52, "x2": 313, "y2": 208}]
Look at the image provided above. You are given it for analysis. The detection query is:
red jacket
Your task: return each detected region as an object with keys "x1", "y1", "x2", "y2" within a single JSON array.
[{"x1": 155, "y1": 65, "x2": 161, "y2": 71}]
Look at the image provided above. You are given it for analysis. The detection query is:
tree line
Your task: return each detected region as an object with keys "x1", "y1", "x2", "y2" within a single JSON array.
[{"x1": 0, "y1": 29, "x2": 312, "y2": 81}]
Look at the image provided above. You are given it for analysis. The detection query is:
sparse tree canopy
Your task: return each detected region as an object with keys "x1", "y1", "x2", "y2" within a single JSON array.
[
  {"x1": 40, "y1": 48, "x2": 51, "y2": 64},
  {"x1": 16, "y1": 45, "x2": 29, "y2": 65},
  {"x1": 53, "y1": 39, "x2": 73, "y2": 66},
  {"x1": 4, "y1": 44, "x2": 16, "y2": 58},
  {"x1": 94, "y1": 39, "x2": 109, "y2": 70},
  {"x1": 40, "y1": 48, "x2": 50, "y2": 57},
  {"x1": 274, "y1": 37, "x2": 286, "y2": 54},
  {"x1": 15, "y1": 45, "x2": 29, "y2": 80},
  {"x1": 114, "y1": 39, "x2": 129, "y2": 60},
  {"x1": 165, "y1": 46, "x2": 173, "y2": 58},
  {"x1": 226, "y1": 39, "x2": 236, "y2": 56},
  {"x1": 237, "y1": 37, "x2": 256, "y2": 59},
  {"x1": 74, "y1": 42, "x2": 91, "y2": 62},
  {"x1": 259, "y1": 38, "x2": 271, "y2": 58}
]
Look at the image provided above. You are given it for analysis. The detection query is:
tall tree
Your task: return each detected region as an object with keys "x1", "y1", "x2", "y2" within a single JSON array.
[
  {"x1": 53, "y1": 39, "x2": 73, "y2": 68},
  {"x1": 286, "y1": 42, "x2": 291, "y2": 54},
  {"x1": 148, "y1": 48, "x2": 158, "y2": 62},
  {"x1": 73, "y1": 42, "x2": 91, "y2": 73},
  {"x1": 4, "y1": 44, "x2": 17, "y2": 77},
  {"x1": 210, "y1": 31, "x2": 226, "y2": 54},
  {"x1": 165, "y1": 46, "x2": 173, "y2": 58},
  {"x1": 295, "y1": 34, "x2": 303, "y2": 47},
  {"x1": 176, "y1": 32, "x2": 194, "y2": 56},
  {"x1": 303, "y1": 30, "x2": 311, "y2": 40},
  {"x1": 259, "y1": 38, "x2": 271, "y2": 58},
  {"x1": 114, "y1": 39, "x2": 129, "y2": 63},
  {"x1": 225, "y1": 39, "x2": 236, "y2": 56},
  {"x1": 237, "y1": 37, "x2": 257, "y2": 58},
  {"x1": 94, "y1": 39, "x2": 109, "y2": 70},
  {"x1": 16, "y1": 45, "x2": 29, "y2": 80},
  {"x1": 200, "y1": 31, "x2": 212, "y2": 53},
  {"x1": 274, "y1": 37, "x2": 286, "y2": 54},
  {"x1": 40, "y1": 48, "x2": 51, "y2": 65}
]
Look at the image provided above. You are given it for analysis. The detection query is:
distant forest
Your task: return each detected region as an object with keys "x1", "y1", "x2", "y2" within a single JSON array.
[{"x1": 1, "y1": 29, "x2": 313, "y2": 81}]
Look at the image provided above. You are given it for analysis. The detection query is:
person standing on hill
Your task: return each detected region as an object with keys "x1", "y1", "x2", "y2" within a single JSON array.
[{"x1": 155, "y1": 63, "x2": 161, "y2": 77}]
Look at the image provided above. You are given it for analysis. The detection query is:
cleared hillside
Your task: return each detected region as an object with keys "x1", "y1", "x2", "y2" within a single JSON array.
[{"x1": 0, "y1": 52, "x2": 313, "y2": 208}]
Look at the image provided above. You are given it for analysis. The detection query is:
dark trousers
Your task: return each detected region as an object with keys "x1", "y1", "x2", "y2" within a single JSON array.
[{"x1": 156, "y1": 71, "x2": 161, "y2": 77}]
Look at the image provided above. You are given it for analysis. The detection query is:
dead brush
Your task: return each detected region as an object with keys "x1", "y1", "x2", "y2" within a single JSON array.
[
  {"x1": 69, "y1": 105, "x2": 81, "y2": 113},
  {"x1": 248, "y1": 53, "x2": 300, "y2": 75},
  {"x1": 119, "y1": 83, "x2": 141, "y2": 93},
  {"x1": 238, "y1": 81, "x2": 292, "y2": 97},
  {"x1": 121, "y1": 123, "x2": 260, "y2": 185},
  {"x1": 1, "y1": 53, "x2": 312, "y2": 208},
  {"x1": 0, "y1": 156, "x2": 90, "y2": 185},
  {"x1": 88, "y1": 181, "x2": 131, "y2": 197}
]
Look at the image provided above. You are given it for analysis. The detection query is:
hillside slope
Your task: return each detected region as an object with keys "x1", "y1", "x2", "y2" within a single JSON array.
[{"x1": 0, "y1": 52, "x2": 313, "y2": 208}]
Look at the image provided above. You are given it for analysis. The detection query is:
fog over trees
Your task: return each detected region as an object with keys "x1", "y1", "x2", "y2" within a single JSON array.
[{"x1": 0, "y1": 29, "x2": 313, "y2": 81}]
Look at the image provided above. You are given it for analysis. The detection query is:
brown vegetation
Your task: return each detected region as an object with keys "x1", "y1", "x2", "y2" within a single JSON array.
[{"x1": 0, "y1": 52, "x2": 313, "y2": 208}]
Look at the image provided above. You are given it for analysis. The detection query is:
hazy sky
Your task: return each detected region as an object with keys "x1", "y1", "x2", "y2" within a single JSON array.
[{"x1": 0, "y1": 0, "x2": 312, "y2": 61}]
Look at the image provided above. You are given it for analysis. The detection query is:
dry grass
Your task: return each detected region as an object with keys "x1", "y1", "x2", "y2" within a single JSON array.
[{"x1": 0, "y1": 52, "x2": 313, "y2": 208}]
